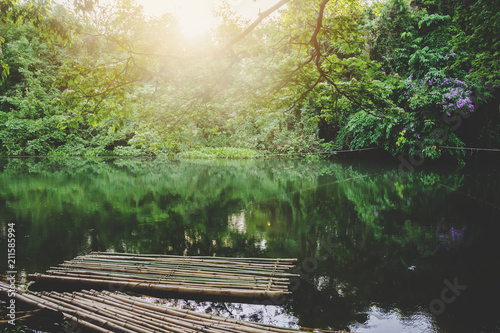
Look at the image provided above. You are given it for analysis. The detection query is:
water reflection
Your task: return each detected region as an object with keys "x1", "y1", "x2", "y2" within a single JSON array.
[
  {"x1": 351, "y1": 307, "x2": 436, "y2": 333},
  {"x1": 0, "y1": 157, "x2": 499, "y2": 332},
  {"x1": 137, "y1": 297, "x2": 300, "y2": 328}
]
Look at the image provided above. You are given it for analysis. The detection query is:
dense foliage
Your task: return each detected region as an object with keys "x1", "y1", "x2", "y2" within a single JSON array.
[{"x1": 0, "y1": 0, "x2": 498, "y2": 161}]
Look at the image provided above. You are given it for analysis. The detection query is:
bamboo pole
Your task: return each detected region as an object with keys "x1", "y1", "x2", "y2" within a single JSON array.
[
  {"x1": 46, "y1": 292, "x2": 175, "y2": 333},
  {"x1": 62, "y1": 313, "x2": 118, "y2": 333},
  {"x1": 100, "y1": 290, "x2": 301, "y2": 333},
  {"x1": 44, "y1": 270, "x2": 285, "y2": 290},
  {"x1": 54, "y1": 263, "x2": 294, "y2": 280},
  {"x1": 94, "y1": 291, "x2": 282, "y2": 333},
  {"x1": 27, "y1": 253, "x2": 298, "y2": 301},
  {"x1": 31, "y1": 271, "x2": 287, "y2": 292},
  {"x1": 35, "y1": 291, "x2": 154, "y2": 333},
  {"x1": 71, "y1": 291, "x2": 235, "y2": 333},
  {"x1": 30, "y1": 263, "x2": 293, "y2": 287},
  {"x1": 56, "y1": 261, "x2": 295, "y2": 279},
  {"x1": 2, "y1": 282, "x2": 315, "y2": 333},
  {"x1": 89, "y1": 252, "x2": 298, "y2": 263},
  {"x1": 92, "y1": 257, "x2": 296, "y2": 271},
  {"x1": 14, "y1": 291, "x2": 136, "y2": 333},
  {"x1": 56, "y1": 289, "x2": 289, "y2": 333},
  {"x1": 29, "y1": 274, "x2": 291, "y2": 298},
  {"x1": 51, "y1": 268, "x2": 290, "y2": 286},
  {"x1": 59, "y1": 259, "x2": 297, "y2": 278}
]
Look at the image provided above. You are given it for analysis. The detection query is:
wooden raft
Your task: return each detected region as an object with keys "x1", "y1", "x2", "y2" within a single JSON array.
[
  {"x1": 1, "y1": 282, "x2": 309, "y2": 333},
  {"x1": 28, "y1": 252, "x2": 298, "y2": 299}
]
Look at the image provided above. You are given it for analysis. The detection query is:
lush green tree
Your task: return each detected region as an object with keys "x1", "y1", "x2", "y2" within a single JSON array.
[
  {"x1": 340, "y1": 0, "x2": 499, "y2": 161},
  {"x1": 0, "y1": 0, "x2": 498, "y2": 158},
  {"x1": 451, "y1": 0, "x2": 500, "y2": 88},
  {"x1": 0, "y1": 21, "x2": 68, "y2": 155}
]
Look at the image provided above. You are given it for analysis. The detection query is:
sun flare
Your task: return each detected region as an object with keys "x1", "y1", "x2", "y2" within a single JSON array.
[{"x1": 138, "y1": 0, "x2": 216, "y2": 36}]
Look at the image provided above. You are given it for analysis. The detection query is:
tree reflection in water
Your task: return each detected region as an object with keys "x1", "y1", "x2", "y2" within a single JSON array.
[{"x1": 0, "y1": 157, "x2": 498, "y2": 332}]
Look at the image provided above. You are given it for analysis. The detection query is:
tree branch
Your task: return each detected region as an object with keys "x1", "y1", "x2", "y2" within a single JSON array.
[
  {"x1": 286, "y1": 73, "x2": 324, "y2": 112},
  {"x1": 224, "y1": 0, "x2": 292, "y2": 49},
  {"x1": 310, "y1": 0, "x2": 330, "y2": 53},
  {"x1": 308, "y1": 0, "x2": 388, "y2": 119}
]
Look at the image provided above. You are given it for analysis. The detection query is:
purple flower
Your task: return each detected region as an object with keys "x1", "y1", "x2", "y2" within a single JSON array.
[
  {"x1": 450, "y1": 50, "x2": 456, "y2": 57},
  {"x1": 409, "y1": 73, "x2": 414, "y2": 79},
  {"x1": 437, "y1": 225, "x2": 467, "y2": 249}
]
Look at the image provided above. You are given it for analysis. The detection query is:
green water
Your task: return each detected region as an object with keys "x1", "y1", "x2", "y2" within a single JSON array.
[{"x1": 0, "y1": 157, "x2": 499, "y2": 332}]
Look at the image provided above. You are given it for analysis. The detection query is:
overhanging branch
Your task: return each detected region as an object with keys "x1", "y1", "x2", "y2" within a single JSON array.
[
  {"x1": 224, "y1": 0, "x2": 292, "y2": 49},
  {"x1": 308, "y1": 0, "x2": 389, "y2": 119}
]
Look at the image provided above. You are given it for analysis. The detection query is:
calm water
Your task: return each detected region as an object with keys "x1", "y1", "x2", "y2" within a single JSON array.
[{"x1": 0, "y1": 157, "x2": 499, "y2": 332}]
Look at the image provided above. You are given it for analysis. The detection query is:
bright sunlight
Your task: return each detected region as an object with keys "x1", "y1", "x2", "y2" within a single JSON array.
[
  {"x1": 137, "y1": 0, "x2": 278, "y2": 36},
  {"x1": 138, "y1": 0, "x2": 217, "y2": 36}
]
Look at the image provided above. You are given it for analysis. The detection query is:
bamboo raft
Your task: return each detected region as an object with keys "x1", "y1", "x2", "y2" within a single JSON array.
[
  {"x1": 28, "y1": 252, "x2": 298, "y2": 299},
  {"x1": 1, "y1": 282, "x2": 312, "y2": 333}
]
